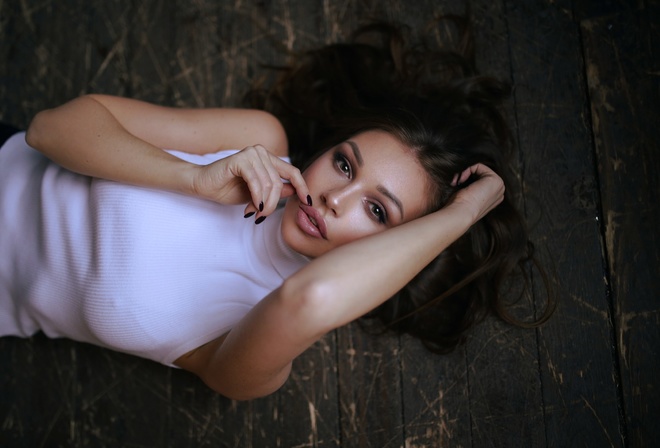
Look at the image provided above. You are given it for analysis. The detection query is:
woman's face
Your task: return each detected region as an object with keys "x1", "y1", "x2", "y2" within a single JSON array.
[{"x1": 282, "y1": 130, "x2": 432, "y2": 258}]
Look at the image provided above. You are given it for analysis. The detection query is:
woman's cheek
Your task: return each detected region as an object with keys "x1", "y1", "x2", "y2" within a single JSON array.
[{"x1": 332, "y1": 213, "x2": 380, "y2": 247}]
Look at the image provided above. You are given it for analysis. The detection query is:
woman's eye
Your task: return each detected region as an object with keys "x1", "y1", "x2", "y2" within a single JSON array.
[
  {"x1": 369, "y1": 202, "x2": 387, "y2": 224},
  {"x1": 334, "y1": 153, "x2": 351, "y2": 177}
]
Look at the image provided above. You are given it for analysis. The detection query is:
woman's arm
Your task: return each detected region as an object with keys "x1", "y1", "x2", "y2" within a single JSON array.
[
  {"x1": 177, "y1": 164, "x2": 504, "y2": 400},
  {"x1": 28, "y1": 94, "x2": 288, "y2": 155},
  {"x1": 26, "y1": 94, "x2": 307, "y2": 214}
]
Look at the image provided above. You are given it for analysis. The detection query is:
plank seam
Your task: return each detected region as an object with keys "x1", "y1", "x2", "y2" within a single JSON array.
[
  {"x1": 501, "y1": 0, "x2": 549, "y2": 445},
  {"x1": 577, "y1": 13, "x2": 629, "y2": 448}
]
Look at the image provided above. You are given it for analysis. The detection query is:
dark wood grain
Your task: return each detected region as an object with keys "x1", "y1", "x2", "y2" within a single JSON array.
[
  {"x1": 336, "y1": 325, "x2": 404, "y2": 448},
  {"x1": 0, "y1": 335, "x2": 79, "y2": 446},
  {"x1": 466, "y1": 1, "x2": 546, "y2": 446},
  {"x1": 1, "y1": 0, "x2": 657, "y2": 446},
  {"x1": 504, "y1": 0, "x2": 626, "y2": 446},
  {"x1": 582, "y1": 6, "x2": 660, "y2": 447},
  {"x1": 573, "y1": 0, "x2": 645, "y2": 21}
]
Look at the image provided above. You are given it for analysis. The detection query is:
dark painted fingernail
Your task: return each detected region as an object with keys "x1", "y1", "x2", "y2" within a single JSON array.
[
  {"x1": 307, "y1": 195, "x2": 313, "y2": 206},
  {"x1": 259, "y1": 201, "x2": 264, "y2": 212},
  {"x1": 244, "y1": 212, "x2": 255, "y2": 218},
  {"x1": 255, "y1": 216, "x2": 266, "y2": 225}
]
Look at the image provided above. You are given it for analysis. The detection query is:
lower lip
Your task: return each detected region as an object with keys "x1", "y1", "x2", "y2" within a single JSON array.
[{"x1": 296, "y1": 208, "x2": 323, "y2": 239}]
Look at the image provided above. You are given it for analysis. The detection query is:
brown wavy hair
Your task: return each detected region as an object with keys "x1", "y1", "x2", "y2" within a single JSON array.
[{"x1": 246, "y1": 18, "x2": 556, "y2": 353}]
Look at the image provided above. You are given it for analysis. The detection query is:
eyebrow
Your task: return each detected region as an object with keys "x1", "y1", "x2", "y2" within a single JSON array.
[
  {"x1": 346, "y1": 140, "x2": 363, "y2": 167},
  {"x1": 378, "y1": 185, "x2": 404, "y2": 220},
  {"x1": 346, "y1": 140, "x2": 404, "y2": 220}
]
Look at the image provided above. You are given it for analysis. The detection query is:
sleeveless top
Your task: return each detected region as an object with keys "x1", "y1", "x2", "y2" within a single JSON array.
[{"x1": 0, "y1": 133, "x2": 309, "y2": 366}]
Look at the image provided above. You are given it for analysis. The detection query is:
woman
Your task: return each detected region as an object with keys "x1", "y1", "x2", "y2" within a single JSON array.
[{"x1": 0, "y1": 22, "x2": 551, "y2": 400}]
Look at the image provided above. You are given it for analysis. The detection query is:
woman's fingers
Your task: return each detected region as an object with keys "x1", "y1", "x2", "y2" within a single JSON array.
[
  {"x1": 457, "y1": 166, "x2": 474, "y2": 185},
  {"x1": 269, "y1": 156, "x2": 310, "y2": 206},
  {"x1": 453, "y1": 164, "x2": 487, "y2": 186},
  {"x1": 234, "y1": 145, "x2": 309, "y2": 221},
  {"x1": 193, "y1": 144, "x2": 309, "y2": 221},
  {"x1": 253, "y1": 146, "x2": 285, "y2": 215},
  {"x1": 451, "y1": 163, "x2": 505, "y2": 223}
]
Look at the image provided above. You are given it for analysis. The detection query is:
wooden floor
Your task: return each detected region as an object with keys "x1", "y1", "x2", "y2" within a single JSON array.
[{"x1": 1, "y1": 1, "x2": 658, "y2": 447}]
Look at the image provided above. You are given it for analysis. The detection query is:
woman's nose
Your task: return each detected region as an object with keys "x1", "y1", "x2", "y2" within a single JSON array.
[{"x1": 321, "y1": 185, "x2": 354, "y2": 216}]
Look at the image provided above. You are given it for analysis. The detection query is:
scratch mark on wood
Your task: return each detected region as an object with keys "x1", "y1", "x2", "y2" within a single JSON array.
[
  {"x1": 612, "y1": 44, "x2": 637, "y2": 121},
  {"x1": 308, "y1": 401, "x2": 318, "y2": 446},
  {"x1": 610, "y1": 157, "x2": 625, "y2": 171},
  {"x1": 547, "y1": 356, "x2": 564, "y2": 385},
  {"x1": 617, "y1": 309, "x2": 660, "y2": 370},
  {"x1": 19, "y1": 0, "x2": 36, "y2": 32},
  {"x1": 274, "y1": 0, "x2": 296, "y2": 50},
  {"x1": 438, "y1": 389, "x2": 453, "y2": 444},
  {"x1": 570, "y1": 294, "x2": 609, "y2": 320},
  {"x1": 581, "y1": 395, "x2": 616, "y2": 447},
  {"x1": 89, "y1": 32, "x2": 128, "y2": 88},
  {"x1": 605, "y1": 210, "x2": 621, "y2": 277},
  {"x1": 342, "y1": 401, "x2": 358, "y2": 434},
  {"x1": 175, "y1": 49, "x2": 203, "y2": 107},
  {"x1": 345, "y1": 344, "x2": 356, "y2": 371}
]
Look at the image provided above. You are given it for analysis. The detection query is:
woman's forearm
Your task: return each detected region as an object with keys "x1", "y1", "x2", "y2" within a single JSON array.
[
  {"x1": 200, "y1": 203, "x2": 475, "y2": 399},
  {"x1": 26, "y1": 95, "x2": 197, "y2": 194},
  {"x1": 285, "y1": 202, "x2": 475, "y2": 332}
]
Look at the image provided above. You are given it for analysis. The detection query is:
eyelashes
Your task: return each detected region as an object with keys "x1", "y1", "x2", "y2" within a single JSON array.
[
  {"x1": 333, "y1": 152, "x2": 351, "y2": 177},
  {"x1": 332, "y1": 150, "x2": 388, "y2": 225},
  {"x1": 368, "y1": 202, "x2": 387, "y2": 224}
]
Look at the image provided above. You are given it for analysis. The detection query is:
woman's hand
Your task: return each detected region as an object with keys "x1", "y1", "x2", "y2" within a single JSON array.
[
  {"x1": 191, "y1": 144, "x2": 310, "y2": 218},
  {"x1": 449, "y1": 163, "x2": 505, "y2": 224}
]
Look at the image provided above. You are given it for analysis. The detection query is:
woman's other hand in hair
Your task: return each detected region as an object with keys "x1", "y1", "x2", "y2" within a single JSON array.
[
  {"x1": 449, "y1": 164, "x2": 505, "y2": 224},
  {"x1": 191, "y1": 144, "x2": 310, "y2": 218}
]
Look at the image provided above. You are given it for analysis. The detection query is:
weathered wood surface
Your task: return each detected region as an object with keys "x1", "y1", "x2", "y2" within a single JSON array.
[
  {"x1": 507, "y1": 1, "x2": 623, "y2": 446},
  {"x1": 1, "y1": 1, "x2": 658, "y2": 447},
  {"x1": 582, "y1": 5, "x2": 660, "y2": 446}
]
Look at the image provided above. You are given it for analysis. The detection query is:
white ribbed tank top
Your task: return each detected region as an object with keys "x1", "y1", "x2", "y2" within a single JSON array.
[{"x1": 0, "y1": 134, "x2": 308, "y2": 365}]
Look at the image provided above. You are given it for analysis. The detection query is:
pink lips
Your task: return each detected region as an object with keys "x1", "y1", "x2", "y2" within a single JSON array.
[{"x1": 297, "y1": 204, "x2": 328, "y2": 239}]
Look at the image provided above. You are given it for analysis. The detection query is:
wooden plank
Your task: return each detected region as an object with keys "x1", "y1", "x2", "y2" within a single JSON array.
[
  {"x1": 1, "y1": 1, "x2": 92, "y2": 122},
  {"x1": 582, "y1": 6, "x2": 660, "y2": 447},
  {"x1": 0, "y1": 1, "x2": 22, "y2": 125},
  {"x1": 466, "y1": 1, "x2": 546, "y2": 446},
  {"x1": 465, "y1": 322, "x2": 545, "y2": 448},
  {"x1": 0, "y1": 335, "x2": 79, "y2": 446},
  {"x1": 82, "y1": 1, "x2": 133, "y2": 96},
  {"x1": 505, "y1": 0, "x2": 625, "y2": 446},
  {"x1": 71, "y1": 347, "x2": 172, "y2": 446},
  {"x1": 400, "y1": 344, "x2": 472, "y2": 448},
  {"x1": 398, "y1": 0, "x2": 545, "y2": 446},
  {"x1": 125, "y1": 0, "x2": 174, "y2": 103},
  {"x1": 573, "y1": 0, "x2": 644, "y2": 21},
  {"x1": 337, "y1": 325, "x2": 404, "y2": 447},
  {"x1": 169, "y1": 0, "x2": 226, "y2": 107}
]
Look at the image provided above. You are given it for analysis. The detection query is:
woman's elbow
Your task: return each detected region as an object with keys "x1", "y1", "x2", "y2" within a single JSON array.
[
  {"x1": 204, "y1": 363, "x2": 293, "y2": 401},
  {"x1": 252, "y1": 110, "x2": 288, "y2": 157},
  {"x1": 26, "y1": 95, "x2": 99, "y2": 151},
  {"x1": 280, "y1": 276, "x2": 342, "y2": 334},
  {"x1": 25, "y1": 109, "x2": 51, "y2": 149}
]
